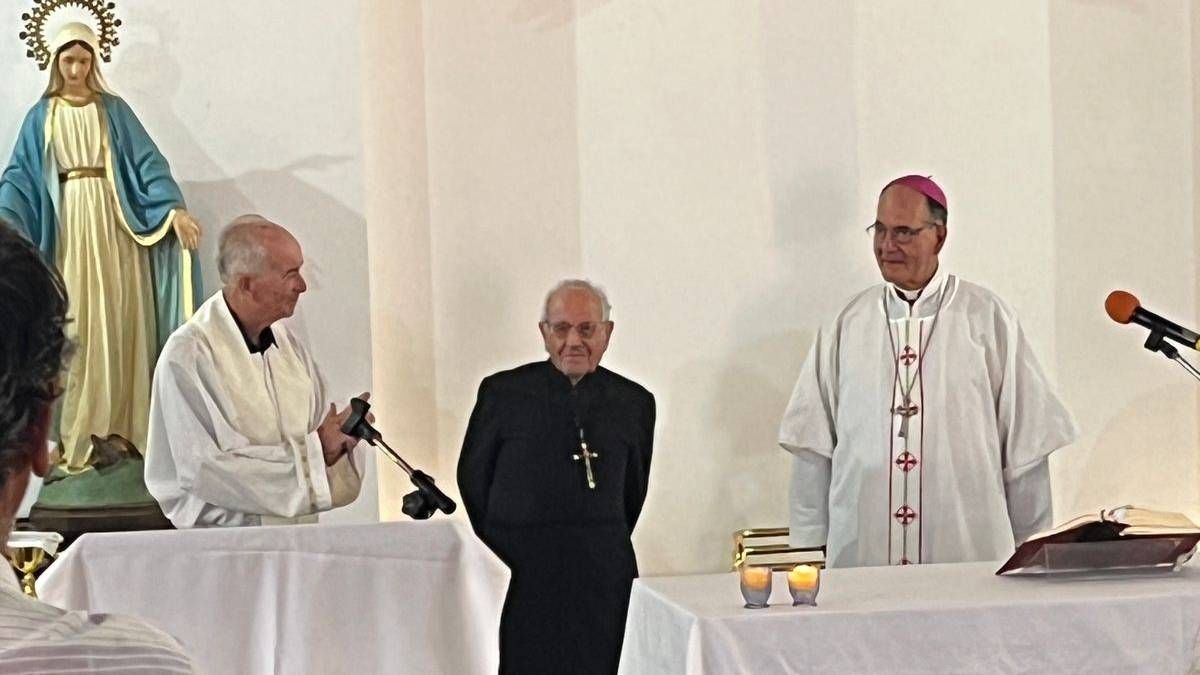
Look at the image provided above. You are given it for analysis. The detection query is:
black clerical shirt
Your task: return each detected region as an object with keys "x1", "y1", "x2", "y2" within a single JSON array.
[{"x1": 224, "y1": 297, "x2": 277, "y2": 354}]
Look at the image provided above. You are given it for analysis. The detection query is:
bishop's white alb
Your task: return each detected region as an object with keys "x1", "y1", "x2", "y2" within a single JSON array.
[{"x1": 779, "y1": 271, "x2": 1078, "y2": 568}]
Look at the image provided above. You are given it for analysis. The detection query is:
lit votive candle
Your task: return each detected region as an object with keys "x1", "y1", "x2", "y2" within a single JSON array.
[
  {"x1": 738, "y1": 565, "x2": 772, "y2": 609},
  {"x1": 787, "y1": 564, "x2": 820, "y2": 606}
]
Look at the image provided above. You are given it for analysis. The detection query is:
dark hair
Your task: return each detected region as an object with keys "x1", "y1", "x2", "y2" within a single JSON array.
[
  {"x1": 44, "y1": 39, "x2": 108, "y2": 98},
  {"x1": 0, "y1": 222, "x2": 68, "y2": 485},
  {"x1": 58, "y1": 40, "x2": 94, "y2": 56},
  {"x1": 926, "y1": 197, "x2": 948, "y2": 227}
]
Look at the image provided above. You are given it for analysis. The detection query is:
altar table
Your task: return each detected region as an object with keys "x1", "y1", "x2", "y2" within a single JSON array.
[
  {"x1": 620, "y1": 561, "x2": 1200, "y2": 674},
  {"x1": 38, "y1": 520, "x2": 508, "y2": 674}
]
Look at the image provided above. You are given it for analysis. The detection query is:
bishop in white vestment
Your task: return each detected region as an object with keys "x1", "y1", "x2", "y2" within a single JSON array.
[
  {"x1": 146, "y1": 217, "x2": 364, "y2": 528},
  {"x1": 780, "y1": 176, "x2": 1078, "y2": 568}
]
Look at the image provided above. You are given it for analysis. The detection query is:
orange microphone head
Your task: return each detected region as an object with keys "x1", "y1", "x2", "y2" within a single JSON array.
[{"x1": 1105, "y1": 290, "x2": 1140, "y2": 324}]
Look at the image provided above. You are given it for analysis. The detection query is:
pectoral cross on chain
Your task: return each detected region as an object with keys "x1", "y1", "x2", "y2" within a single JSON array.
[
  {"x1": 892, "y1": 401, "x2": 919, "y2": 439},
  {"x1": 572, "y1": 427, "x2": 599, "y2": 490}
]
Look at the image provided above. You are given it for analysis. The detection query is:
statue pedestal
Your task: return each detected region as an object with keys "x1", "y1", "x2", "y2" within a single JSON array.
[
  {"x1": 25, "y1": 504, "x2": 171, "y2": 549},
  {"x1": 24, "y1": 455, "x2": 172, "y2": 549}
]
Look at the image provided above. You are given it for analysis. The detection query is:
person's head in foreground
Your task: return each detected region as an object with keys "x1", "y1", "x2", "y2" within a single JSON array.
[
  {"x1": 0, "y1": 220, "x2": 197, "y2": 671},
  {"x1": 0, "y1": 221, "x2": 68, "y2": 546},
  {"x1": 539, "y1": 279, "x2": 613, "y2": 384},
  {"x1": 870, "y1": 175, "x2": 948, "y2": 291}
]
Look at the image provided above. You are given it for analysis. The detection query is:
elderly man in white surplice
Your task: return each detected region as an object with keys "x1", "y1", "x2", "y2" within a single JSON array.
[{"x1": 146, "y1": 215, "x2": 367, "y2": 527}]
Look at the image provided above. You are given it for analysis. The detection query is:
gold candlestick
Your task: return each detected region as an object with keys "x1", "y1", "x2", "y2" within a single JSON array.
[
  {"x1": 7, "y1": 547, "x2": 46, "y2": 597},
  {"x1": 4, "y1": 531, "x2": 63, "y2": 599}
]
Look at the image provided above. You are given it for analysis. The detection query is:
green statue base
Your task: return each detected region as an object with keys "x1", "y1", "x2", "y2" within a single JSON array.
[
  {"x1": 37, "y1": 456, "x2": 157, "y2": 509},
  {"x1": 23, "y1": 437, "x2": 172, "y2": 548}
]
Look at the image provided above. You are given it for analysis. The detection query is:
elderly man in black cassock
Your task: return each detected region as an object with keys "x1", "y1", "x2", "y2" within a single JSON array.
[{"x1": 458, "y1": 279, "x2": 656, "y2": 675}]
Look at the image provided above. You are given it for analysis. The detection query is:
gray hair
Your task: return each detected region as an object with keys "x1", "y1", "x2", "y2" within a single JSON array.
[
  {"x1": 217, "y1": 214, "x2": 276, "y2": 284},
  {"x1": 541, "y1": 279, "x2": 612, "y2": 322},
  {"x1": 926, "y1": 198, "x2": 948, "y2": 227}
]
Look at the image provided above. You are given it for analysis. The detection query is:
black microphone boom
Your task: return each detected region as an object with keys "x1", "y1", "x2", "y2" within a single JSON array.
[
  {"x1": 340, "y1": 397, "x2": 457, "y2": 519},
  {"x1": 1127, "y1": 306, "x2": 1200, "y2": 351}
]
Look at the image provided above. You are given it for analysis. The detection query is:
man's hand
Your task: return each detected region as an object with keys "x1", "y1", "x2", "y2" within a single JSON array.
[
  {"x1": 172, "y1": 210, "x2": 202, "y2": 250},
  {"x1": 317, "y1": 392, "x2": 371, "y2": 466}
]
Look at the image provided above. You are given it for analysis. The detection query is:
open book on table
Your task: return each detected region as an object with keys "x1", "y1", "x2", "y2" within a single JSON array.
[{"x1": 996, "y1": 506, "x2": 1200, "y2": 575}]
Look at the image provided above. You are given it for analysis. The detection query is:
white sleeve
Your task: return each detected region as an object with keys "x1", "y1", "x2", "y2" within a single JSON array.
[
  {"x1": 789, "y1": 450, "x2": 831, "y2": 548},
  {"x1": 780, "y1": 325, "x2": 837, "y2": 549},
  {"x1": 779, "y1": 325, "x2": 838, "y2": 459},
  {"x1": 995, "y1": 305, "x2": 1079, "y2": 480},
  {"x1": 1004, "y1": 458, "x2": 1053, "y2": 544},
  {"x1": 301, "y1": 346, "x2": 364, "y2": 509},
  {"x1": 148, "y1": 355, "x2": 331, "y2": 523},
  {"x1": 328, "y1": 449, "x2": 365, "y2": 507}
]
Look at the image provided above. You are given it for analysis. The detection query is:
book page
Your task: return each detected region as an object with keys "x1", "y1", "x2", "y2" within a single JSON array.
[{"x1": 1110, "y1": 506, "x2": 1200, "y2": 535}]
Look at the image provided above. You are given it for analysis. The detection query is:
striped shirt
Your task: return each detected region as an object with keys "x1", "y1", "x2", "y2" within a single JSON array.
[{"x1": 0, "y1": 567, "x2": 194, "y2": 673}]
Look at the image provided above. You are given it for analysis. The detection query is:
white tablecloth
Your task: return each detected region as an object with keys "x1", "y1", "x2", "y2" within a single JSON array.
[
  {"x1": 38, "y1": 520, "x2": 508, "y2": 675},
  {"x1": 620, "y1": 561, "x2": 1200, "y2": 674}
]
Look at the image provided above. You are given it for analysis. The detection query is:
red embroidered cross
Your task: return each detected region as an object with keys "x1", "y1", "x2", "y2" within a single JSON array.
[
  {"x1": 892, "y1": 403, "x2": 919, "y2": 417},
  {"x1": 898, "y1": 346, "x2": 917, "y2": 366},
  {"x1": 894, "y1": 505, "x2": 917, "y2": 525},
  {"x1": 894, "y1": 452, "x2": 918, "y2": 472}
]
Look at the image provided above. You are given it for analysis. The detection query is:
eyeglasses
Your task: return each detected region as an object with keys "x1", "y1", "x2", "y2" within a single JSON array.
[
  {"x1": 541, "y1": 321, "x2": 609, "y2": 340},
  {"x1": 866, "y1": 222, "x2": 940, "y2": 244}
]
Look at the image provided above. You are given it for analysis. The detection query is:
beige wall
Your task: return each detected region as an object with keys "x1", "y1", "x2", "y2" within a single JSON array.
[
  {"x1": 361, "y1": 1, "x2": 439, "y2": 517},
  {"x1": 577, "y1": 0, "x2": 810, "y2": 574},
  {"x1": 423, "y1": 1, "x2": 585, "y2": 476},
  {"x1": 363, "y1": 0, "x2": 1200, "y2": 573},
  {"x1": 1050, "y1": 0, "x2": 1198, "y2": 517}
]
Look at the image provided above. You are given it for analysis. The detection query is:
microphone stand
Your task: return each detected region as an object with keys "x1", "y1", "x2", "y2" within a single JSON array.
[
  {"x1": 366, "y1": 435, "x2": 457, "y2": 520},
  {"x1": 340, "y1": 397, "x2": 457, "y2": 520},
  {"x1": 1143, "y1": 330, "x2": 1200, "y2": 384}
]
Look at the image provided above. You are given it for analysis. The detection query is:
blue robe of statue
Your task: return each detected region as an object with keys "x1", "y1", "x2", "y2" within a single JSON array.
[{"x1": 0, "y1": 93, "x2": 200, "y2": 351}]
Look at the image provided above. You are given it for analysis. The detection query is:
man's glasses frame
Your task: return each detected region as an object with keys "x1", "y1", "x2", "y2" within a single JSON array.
[
  {"x1": 865, "y1": 221, "x2": 941, "y2": 245},
  {"x1": 540, "y1": 321, "x2": 611, "y2": 340}
]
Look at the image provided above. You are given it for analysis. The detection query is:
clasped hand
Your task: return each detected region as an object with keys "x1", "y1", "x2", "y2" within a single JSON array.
[{"x1": 317, "y1": 392, "x2": 373, "y2": 466}]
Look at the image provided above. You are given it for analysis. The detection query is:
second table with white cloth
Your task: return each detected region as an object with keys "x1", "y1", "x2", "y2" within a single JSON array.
[{"x1": 620, "y1": 561, "x2": 1200, "y2": 674}]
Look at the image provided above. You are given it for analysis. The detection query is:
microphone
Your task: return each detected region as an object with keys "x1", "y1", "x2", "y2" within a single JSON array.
[
  {"x1": 341, "y1": 397, "x2": 380, "y2": 443},
  {"x1": 340, "y1": 397, "x2": 457, "y2": 519},
  {"x1": 1105, "y1": 290, "x2": 1200, "y2": 351}
]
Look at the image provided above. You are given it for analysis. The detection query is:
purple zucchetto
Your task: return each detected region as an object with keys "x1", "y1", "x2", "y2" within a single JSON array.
[{"x1": 881, "y1": 175, "x2": 947, "y2": 212}]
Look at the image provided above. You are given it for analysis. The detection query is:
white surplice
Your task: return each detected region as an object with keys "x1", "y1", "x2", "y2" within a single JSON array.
[
  {"x1": 146, "y1": 293, "x2": 363, "y2": 528},
  {"x1": 779, "y1": 270, "x2": 1078, "y2": 568}
]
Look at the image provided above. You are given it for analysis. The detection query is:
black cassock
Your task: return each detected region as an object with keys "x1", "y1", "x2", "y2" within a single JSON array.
[{"x1": 458, "y1": 360, "x2": 655, "y2": 675}]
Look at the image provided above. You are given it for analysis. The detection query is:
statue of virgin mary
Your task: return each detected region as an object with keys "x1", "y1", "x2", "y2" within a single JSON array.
[{"x1": 0, "y1": 21, "x2": 201, "y2": 475}]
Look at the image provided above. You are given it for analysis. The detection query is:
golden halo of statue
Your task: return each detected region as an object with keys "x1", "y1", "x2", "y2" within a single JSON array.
[{"x1": 18, "y1": 0, "x2": 122, "y2": 70}]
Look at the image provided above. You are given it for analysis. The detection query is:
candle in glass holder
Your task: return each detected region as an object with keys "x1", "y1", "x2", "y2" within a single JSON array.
[
  {"x1": 787, "y1": 564, "x2": 820, "y2": 606},
  {"x1": 738, "y1": 565, "x2": 772, "y2": 609}
]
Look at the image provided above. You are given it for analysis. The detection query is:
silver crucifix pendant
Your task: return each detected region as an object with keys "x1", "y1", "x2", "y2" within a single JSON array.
[
  {"x1": 572, "y1": 440, "x2": 599, "y2": 489},
  {"x1": 893, "y1": 401, "x2": 919, "y2": 439}
]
